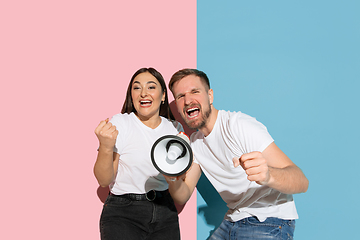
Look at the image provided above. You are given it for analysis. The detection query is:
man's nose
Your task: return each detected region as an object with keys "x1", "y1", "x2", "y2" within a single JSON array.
[{"x1": 184, "y1": 94, "x2": 193, "y2": 105}]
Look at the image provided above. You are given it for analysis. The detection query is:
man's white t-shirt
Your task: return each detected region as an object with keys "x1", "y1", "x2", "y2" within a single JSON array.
[
  {"x1": 191, "y1": 110, "x2": 298, "y2": 222},
  {"x1": 109, "y1": 112, "x2": 183, "y2": 195}
]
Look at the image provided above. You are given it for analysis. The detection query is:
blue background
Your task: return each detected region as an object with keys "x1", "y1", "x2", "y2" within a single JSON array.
[{"x1": 196, "y1": 1, "x2": 360, "y2": 239}]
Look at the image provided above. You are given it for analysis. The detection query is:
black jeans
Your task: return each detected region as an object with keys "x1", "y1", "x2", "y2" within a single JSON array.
[{"x1": 100, "y1": 191, "x2": 180, "y2": 240}]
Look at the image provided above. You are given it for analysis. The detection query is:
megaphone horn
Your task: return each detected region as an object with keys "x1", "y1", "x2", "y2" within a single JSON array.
[
  {"x1": 151, "y1": 132, "x2": 193, "y2": 177},
  {"x1": 166, "y1": 140, "x2": 186, "y2": 161}
]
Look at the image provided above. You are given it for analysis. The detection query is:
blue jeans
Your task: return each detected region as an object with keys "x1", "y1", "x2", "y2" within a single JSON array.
[
  {"x1": 100, "y1": 191, "x2": 180, "y2": 240},
  {"x1": 209, "y1": 217, "x2": 295, "y2": 240}
]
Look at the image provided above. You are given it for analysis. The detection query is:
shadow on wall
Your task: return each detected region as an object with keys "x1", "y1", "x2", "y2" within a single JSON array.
[
  {"x1": 97, "y1": 186, "x2": 109, "y2": 203},
  {"x1": 170, "y1": 100, "x2": 228, "y2": 239},
  {"x1": 197, "y1": 174, "x2": 228, "y2": 239}
]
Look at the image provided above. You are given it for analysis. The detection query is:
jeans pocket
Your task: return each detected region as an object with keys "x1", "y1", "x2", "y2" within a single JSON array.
[
  {"x1": 246, "y1": 217, "x2": 281, "y2": 228},
  {"x1": 245, "y1": 217, "x2": 284, "y2": 238},
  {"x1": 287, "y1": 219, "x2": 295, "y2": 229},
  {"x1": 104, "y1": 195, "x2": 132, "y2": 207},
  {"x1": 100, "y1": 196, "x2": 133, "y2": 227}
]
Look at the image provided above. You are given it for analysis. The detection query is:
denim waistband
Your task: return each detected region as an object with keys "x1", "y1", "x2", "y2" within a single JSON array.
[{"x1": 109, "y1": 189, "x2": 169, "y2": 201}]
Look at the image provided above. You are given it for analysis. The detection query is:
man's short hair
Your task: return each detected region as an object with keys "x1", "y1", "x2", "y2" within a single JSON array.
[{"x1": 169, "y1": 69, "x2": 210, "y2": 93}]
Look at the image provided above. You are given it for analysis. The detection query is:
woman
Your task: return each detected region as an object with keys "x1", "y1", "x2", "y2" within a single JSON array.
[{"x1": 94, "y1": 67, "x2": 183, "y2": 240}]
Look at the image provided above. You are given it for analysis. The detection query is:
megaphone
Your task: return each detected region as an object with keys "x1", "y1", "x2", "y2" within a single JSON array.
[{"x1": 151, "y1": 132, "x2": 193, "y2": 177}]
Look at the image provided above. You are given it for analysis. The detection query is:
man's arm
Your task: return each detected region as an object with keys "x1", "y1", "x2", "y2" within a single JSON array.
[
  {"x1": 233, "y1": 142, "x2": 309, "y2": 194},
  {"x1": 165, "y1": 162, "x2": 202, "y2": 205}
]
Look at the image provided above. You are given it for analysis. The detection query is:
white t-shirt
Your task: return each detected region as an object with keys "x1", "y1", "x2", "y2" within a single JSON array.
[
  {"x1": 191, "y1": 110, "x2": 298, "y2": 222},
  {"x1": 109, "y1": 112, "x2": 183, "y2": 195}
]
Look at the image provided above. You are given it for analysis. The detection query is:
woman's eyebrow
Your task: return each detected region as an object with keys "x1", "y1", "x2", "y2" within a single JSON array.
[
  {"x1": 147, "y1": 81, "x2": 158, "y2": 85},
  {"x1": 133, "y1": 80, "x2": 158, "y2": 85}
]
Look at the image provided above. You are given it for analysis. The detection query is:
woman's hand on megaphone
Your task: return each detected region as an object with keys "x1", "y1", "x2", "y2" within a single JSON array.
[
  {"x1": 163, "y1": 173, "x2": 186, "y2": 184},
  {"x1": 95, "y1": 118, "x2": 119, "y2": 151}
]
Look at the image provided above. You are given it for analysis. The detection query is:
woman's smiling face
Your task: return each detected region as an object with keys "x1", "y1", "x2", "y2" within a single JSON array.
[{"x1": 131, "y1": 71, "x2": 165, "y2": 121}]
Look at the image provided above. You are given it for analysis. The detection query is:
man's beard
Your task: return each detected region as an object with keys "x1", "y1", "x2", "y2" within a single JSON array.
[{"x1": 185, "y1": 104, "x2": 212, "y2": 130}]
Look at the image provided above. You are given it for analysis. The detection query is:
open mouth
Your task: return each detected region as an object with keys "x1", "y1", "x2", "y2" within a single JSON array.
[
  {"x1": 186, "y1": 107, "x2": 200, "y2": 119},
  {"x1": 140, "y1": 100, "x2": 152, "y2": 107}
]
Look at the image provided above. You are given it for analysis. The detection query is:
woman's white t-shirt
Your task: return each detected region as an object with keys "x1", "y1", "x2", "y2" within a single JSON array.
[{"x1": 109, "y1": 112, "x2": 183, "y2": 195}]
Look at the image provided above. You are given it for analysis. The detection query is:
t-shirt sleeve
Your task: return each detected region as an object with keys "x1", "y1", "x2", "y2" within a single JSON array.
[
  {"x1": 230, "y1": 112, "x2": 274, "y2": 155},
  {"x1": 109, "y1": 114, "x2": 128, "y2": 154}
]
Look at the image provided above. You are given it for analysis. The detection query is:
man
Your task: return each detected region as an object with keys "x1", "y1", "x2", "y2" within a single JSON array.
[{"x1": 166, "y1": 69, "x2": 309, "y2": 240}]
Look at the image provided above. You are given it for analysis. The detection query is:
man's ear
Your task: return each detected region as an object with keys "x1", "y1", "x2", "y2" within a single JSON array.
[{"x1": 208, "y1": 89, "x2": 214, "y2": 105}]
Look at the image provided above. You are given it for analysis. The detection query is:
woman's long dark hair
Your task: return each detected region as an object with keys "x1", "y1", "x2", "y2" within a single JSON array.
[{"x1": 121, "y1": 67, "x2": 175, "y2": 120}]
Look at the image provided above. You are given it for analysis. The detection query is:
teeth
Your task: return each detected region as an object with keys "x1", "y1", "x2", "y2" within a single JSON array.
[
  {"x1": 186, "y1": 107, "x2": 200, "y2": 118},
  {"x1": 186, "y1": 107, "x2": 199, "y2": 113},
  {"x1": 141, "y1": 100, "x2": 152, "y2": 104}
]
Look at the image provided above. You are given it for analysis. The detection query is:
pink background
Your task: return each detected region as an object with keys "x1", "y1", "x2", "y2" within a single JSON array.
[{"x1": 0, "y1": 1, "x2": 196, "y2": 239}]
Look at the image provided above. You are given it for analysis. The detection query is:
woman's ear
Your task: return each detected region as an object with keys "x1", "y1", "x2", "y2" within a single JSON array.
[{"x1": 162, "y1": 91, "x2": 166, "y2": 103}]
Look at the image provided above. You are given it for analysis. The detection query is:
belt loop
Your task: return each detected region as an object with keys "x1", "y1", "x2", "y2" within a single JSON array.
[{"x1": 145, "y1": 190, "x2": 156, "y2": 201}]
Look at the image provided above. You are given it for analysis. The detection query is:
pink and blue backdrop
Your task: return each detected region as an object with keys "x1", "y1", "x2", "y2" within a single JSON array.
[
  {"x1": 1, "y1": 1, "x2": 360, "y2": 239},
  {"x1": 1, "y1": 1, "x2": 196, "y2": 239}
]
